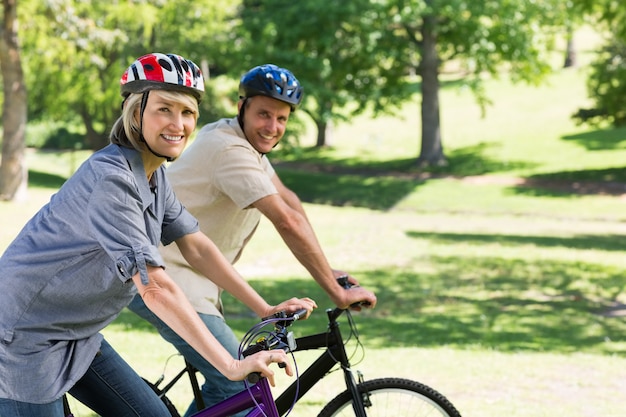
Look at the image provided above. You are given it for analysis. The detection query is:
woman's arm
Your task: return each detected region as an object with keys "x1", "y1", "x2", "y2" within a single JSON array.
[{"x1": 132, "y1": 265, "x2": 291, "y2": 385}]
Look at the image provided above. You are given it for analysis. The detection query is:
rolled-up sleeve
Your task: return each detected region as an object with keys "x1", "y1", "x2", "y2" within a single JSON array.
[{"x1": 88, "y1": 173, "x2": 164, "y2": 285}]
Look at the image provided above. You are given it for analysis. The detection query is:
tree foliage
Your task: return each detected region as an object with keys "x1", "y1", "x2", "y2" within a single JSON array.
[
  {"x1": 377, "y1": 0, "x2": 566, "y2": 165},
  {"x1": 236, "y1": 0, "x2": 568, "y2": 165},
  {"x1": 1, "y1": 0, "x2": 586, "y2": 166},
  {"x1": 570, "y1": 0, "x2": 626, "y2": 127},
  {"x1": 236, "y1": 0, "x2": 412, "y2": 147},
  {"x1": 19, "y1": 0, "x2": 239, "y2": 150},
  {"x1": 573, "y1": 39, "x2": 626, "y2": 127}
]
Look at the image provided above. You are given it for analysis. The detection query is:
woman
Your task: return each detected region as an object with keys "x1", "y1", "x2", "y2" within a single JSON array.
[{"x1": 0, "y1": 53, "x2": 315, "y2": 417}]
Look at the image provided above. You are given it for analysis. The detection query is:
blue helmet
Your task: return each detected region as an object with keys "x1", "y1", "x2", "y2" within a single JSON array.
[{"x1": 238, "y1": 64, "x2": 304, "y2": 110}]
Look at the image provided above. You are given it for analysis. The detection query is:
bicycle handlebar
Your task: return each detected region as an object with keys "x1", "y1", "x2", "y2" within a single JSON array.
[
  {"x1": 243, "y1": 308, "x2": 307, "y2": 383},
  {"x1": 336, "y1": 275, "x2": 372, "y2": 308},
  {"x1": 243, "y1": 275, "x2": 368, "y2": 383}
]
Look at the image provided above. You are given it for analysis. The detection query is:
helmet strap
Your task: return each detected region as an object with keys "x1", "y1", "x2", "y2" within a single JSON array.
[
  {"x1": 237, "y1": 97, "x2": 247, "y2": 132},
  {"x1": 139, "y1": 91, "x2": 175, "y2": 162},
  {"x1": 237, "y1": 98, "x2": 265, "y2": 155}
]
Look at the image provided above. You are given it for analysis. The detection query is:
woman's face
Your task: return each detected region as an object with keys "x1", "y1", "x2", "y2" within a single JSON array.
[
  {"x1": 140, "y1": 90, "x2": 198, "y2": 160},
  {"x1": 240, "y1": 95, "x2": 291, "y2": 154}
]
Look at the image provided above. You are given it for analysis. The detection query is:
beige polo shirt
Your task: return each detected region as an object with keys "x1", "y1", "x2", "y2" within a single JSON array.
[{"x1": 162, "y1": 117, "x2": 277, "y2": 316}]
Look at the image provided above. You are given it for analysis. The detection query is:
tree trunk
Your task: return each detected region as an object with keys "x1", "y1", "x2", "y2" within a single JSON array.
[
  {"x1": 314, "y1": 100, "x2": 334, "y2": 147},
  {"x1": 314, "y1": 118, "x2": 334, "y2": 147},
  {"x1": 0, "y1": 0, "x2": 28, "y2": 201},
  {"x1": 417, "y1": 13, "x2": 446, "y2": 167},
  {"x1": 80, "y1": 107, "x2": 108, "y2": 150},
  {"x1": 563, "y1": 25, "x2": 576, "y2": 68}
]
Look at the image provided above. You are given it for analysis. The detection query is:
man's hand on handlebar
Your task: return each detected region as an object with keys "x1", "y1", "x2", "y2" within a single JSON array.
[{"x1": 335, "y1": 274, "x2": 377, "y2": 310}]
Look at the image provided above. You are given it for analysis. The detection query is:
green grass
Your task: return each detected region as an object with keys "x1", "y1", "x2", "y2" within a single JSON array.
[{"x1": 3, "y1": 28, "x2": 626, "y2": 416}]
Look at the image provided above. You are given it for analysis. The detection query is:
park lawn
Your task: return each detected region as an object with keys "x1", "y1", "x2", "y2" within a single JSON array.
[{"x1": 3, "y1": 30, "x2": 626, "y2": 415}]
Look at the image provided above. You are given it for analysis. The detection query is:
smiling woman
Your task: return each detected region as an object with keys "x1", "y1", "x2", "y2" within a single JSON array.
[
  {"x1": 0, "y1": 52, "x2": 313, "y2": 417},
  {"x1": 139, "y1": 91, "x2": 199, "y2": 161}
]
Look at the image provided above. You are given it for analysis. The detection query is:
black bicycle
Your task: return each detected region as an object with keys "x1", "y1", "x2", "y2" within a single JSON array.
[{"x1": 143, "y1": 277, "x2": 462, "y2": 417}]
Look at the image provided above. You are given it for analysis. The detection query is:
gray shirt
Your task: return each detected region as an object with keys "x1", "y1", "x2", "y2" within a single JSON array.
[{"x1": 0, "y1": 144, "x2": 198, "y2": 403}]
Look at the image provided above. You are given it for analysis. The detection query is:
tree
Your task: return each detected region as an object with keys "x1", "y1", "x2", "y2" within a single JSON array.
[
  {"x1": 570, "y1": 0, "x2": 626, "y2": 127},
  {"x1": 0, "y1": 0, "x2": 27, "y2": 201},
  {"x1": 573, "y1": 39, "x2": 626, "y2": 127},
  {"x1": 236, "y1": 0, "x2": 567, "y2": 166},
  {"x1": 377, "y1": 0, "x2": 567, "y2": 166},
  {"x1": 236, "y1": 0, "x2": 411, "y2": 147},
  {"x1": 18, "y1": 0, "x2": 241, "y2": 150}
]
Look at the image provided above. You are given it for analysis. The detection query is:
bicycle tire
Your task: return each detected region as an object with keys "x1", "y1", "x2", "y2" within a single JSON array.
[
  {"x1": 317, "y1": 377, "x2": 462, "y2": 417},
  {"x1": 142, "y1": 378, "x2": 181, "y2": 417}
]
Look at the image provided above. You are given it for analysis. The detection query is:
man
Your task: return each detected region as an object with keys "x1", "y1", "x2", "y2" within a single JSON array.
[{"x1": 128, "y1": 64, "x2": 376, "y2": 416}]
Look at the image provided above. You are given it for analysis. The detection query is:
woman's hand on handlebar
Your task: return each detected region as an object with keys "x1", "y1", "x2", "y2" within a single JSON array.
[
  {"x1": 265, "y1": 297, "x2": 317, "y2": 320},
  {"x1": 230, "y1": 350, "x2": 293, "y2": 387}
]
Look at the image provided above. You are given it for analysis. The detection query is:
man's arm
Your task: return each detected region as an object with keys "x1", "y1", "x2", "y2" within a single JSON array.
[
  {"x1": 252, "y1": 174, "x2": 377, "y2": 309},
  {"x1": 174, "y1": 231, "x2": 316, "y2": 317}
]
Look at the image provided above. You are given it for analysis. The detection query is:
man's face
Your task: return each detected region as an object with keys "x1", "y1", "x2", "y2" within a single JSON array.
[{"x1": 240, "y1": 95, "x2": 291, "y2": 154}]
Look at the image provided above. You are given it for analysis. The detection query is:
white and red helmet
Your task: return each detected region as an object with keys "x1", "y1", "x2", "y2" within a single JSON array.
[{"x1": 120, "y1": 53, "x2": 205, "y2": 102}]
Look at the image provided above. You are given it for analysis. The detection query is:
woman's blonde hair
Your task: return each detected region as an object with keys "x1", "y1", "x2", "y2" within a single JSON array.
[{"x1": 109, "y1": 90, "x2": 199, "y2": 151}]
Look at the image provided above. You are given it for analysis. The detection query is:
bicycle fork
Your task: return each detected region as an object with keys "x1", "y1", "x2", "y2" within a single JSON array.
[
  {"x1": 328, "y1": 314, "x2": 370, "y2": 417},
  {"x1": 274, "y1": 307, "x2": 373, "y2": 417}
]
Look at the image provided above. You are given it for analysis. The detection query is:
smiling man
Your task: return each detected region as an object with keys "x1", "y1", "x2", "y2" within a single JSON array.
[{"x1": 128, "y1": 64, "x2": 376, "y2": 416}]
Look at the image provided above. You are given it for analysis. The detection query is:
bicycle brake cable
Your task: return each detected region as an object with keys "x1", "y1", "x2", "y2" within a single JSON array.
[
  {"x1": 326, "y1": 310, "x2": 366, "y2": 370},
  {"x1": 239, "y1": 314, "x2": 301, "y2": 417}
]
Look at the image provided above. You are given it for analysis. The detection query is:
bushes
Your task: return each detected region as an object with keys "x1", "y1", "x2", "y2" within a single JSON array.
[
  {"x1": 26, "y1": 121, "x2": 85, "y2": 150},
  {"x1": 573, "y1": 39, "x2": 626, "y2": 127}
]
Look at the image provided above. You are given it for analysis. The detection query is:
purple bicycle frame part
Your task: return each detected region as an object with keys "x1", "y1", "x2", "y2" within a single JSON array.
[{"x1": 190, "y1": 378, "x2": 280, "y2": 417}]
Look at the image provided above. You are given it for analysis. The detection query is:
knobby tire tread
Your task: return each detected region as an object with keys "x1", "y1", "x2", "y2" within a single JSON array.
[{"x1": 317, "y1": 377, "x2": 462, "y2": 417}]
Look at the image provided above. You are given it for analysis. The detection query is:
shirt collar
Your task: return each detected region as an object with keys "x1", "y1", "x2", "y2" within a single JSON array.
[{"x1": 118, "y1": 145, "x2": 155, "y2": 210}]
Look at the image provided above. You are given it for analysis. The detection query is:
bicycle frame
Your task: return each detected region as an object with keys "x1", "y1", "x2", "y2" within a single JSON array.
[
  {"x1": 189, "y1": 307, "x2": 368, "y2": 417},
  {"x1": 275, "y1": 307, "x2": 367, "y2": 417},
  {"x1": 190, "y1": 377, "x2": 279, "y2": 417}
]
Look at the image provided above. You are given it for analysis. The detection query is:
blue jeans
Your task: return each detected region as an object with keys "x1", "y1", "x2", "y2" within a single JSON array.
[
  {"x1": 0, "y1": 338, "x2": 170, "y2": 417},
  {"x1": 128, "y1": 295, "x2": 248, "y2": 417}
]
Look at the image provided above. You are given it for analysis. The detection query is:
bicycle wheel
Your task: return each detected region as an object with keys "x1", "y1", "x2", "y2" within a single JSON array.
[
  {"x1": 317, "y1": 377, "x2": 462, "y2": 417},
  {"x1": 142, "y1": 378, "x2": 181, "y2": 417}
]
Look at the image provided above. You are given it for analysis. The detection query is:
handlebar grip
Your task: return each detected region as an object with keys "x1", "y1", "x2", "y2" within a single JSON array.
[
  {"x1": 247, "y1": 372, "x2": 261, "y2": 384},
  {"x1": 241, "y1": 343, "x2": 263, "y2": 358},
  {"x1": 291, "y1": 308, "x2": 308, "y2": 321},
  {"x1": 337, "y1": 275, "x2": 351, "y2": 288},
  {"x1": 338, "y1": 275, "x2": 372, "y2": 308},
  {"x1": 350, "y1": 300, "x2": 371, "y2": 308}
]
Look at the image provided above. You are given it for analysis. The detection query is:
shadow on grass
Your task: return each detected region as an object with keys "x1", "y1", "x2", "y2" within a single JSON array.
[
  {"x1": 503, "y1": 127, "x2": 626, "y2": 198},
  {"x1": 250, "y1": 259, "x2": 624, "y2": 355},
  {"x1": 113, "y1": 251, "x2": 626, "y2": 356},
  {"x1": 406, "y1": 230, "x2": 626, "y2": 252},
  {"x1": 277, "y1": 168, "x2": 421, "y2": 210},
  {"x1": 509, "y1": 167, "x2": 626, "y2": 198},
  {"x1": 441, "y1": 143, "x2": 537, "y2": 176},
  {"x1": 561, "y1": 126, "x2": 626, "y2": 151},
  {"x1": 275, "y1": 143, "x2": 537, "y2": 210}
]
